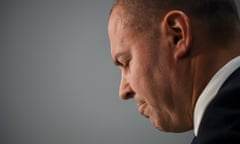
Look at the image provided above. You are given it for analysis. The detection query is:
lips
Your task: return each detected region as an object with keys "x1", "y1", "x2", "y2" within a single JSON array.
[{"x1": 137, "y1": 103, "x2": 149, "y2": 118}]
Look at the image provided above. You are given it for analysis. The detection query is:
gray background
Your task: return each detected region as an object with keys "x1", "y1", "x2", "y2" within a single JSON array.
[{"x1": 1, "y1": 0, "x2": 240, "y2": 144}]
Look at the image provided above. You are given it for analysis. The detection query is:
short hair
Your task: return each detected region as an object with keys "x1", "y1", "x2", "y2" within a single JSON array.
[{"x1": 111, "y1": 0, "x2": 240, "y2": 43}]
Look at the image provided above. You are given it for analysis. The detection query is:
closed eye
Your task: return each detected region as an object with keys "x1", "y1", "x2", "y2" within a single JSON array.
[
  {"x1": 113, "y1": 59, "x2": 122, "y2": 67},
  {"x1": 114, "y1": 59, "x2": 129, "y2": 68},
  {"x1": 113, "y1": 53, "x2": 131, "y2": 68},
  {"x1": 119, "y1": 57, "x2": 131, "y2": 68}
]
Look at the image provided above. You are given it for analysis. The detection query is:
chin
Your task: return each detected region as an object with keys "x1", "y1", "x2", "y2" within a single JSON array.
[
  {"x1": 150, "y1": 117, "x2": 190, "y2": 133},
  {"x1": 154, "y1": 124, "x2": 193, "y2": 133},
  {"x1": 149, "y1": 117, "x2": 164, "y2": 131}
]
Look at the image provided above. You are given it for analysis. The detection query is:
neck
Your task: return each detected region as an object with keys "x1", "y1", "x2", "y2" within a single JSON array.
[{"x1": 191, "y1": 35, "x2": 240, "y2": 110}]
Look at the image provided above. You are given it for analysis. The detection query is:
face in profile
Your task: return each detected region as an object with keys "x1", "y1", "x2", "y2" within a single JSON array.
[{"x1": 108, "y1": 7, "x2": 193, "y2": 132}]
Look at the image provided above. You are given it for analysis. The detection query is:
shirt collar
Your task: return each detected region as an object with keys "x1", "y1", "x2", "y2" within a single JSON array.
[{"x1": 193, "y1": 56, "x2": 240, "y2": 136}]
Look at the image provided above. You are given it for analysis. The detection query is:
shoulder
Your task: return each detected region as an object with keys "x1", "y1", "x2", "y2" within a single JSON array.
[{"x1": 196, "y1": 68, "x2": 240, "y2": 144}]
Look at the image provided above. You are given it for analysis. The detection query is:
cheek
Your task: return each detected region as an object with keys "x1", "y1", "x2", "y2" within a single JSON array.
[
  {"x1": 133, "y1": 64, "x2": 174, "y2": 109},
  {"x1": 129, "y1": 49, "x2": 173, "y2": 105},
  {"x1": 130, "y1": 63, "x2": 159, "y2": 101}
]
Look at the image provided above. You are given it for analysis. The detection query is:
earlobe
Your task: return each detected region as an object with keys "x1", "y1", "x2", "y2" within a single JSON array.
[{"x1": 161, "y1": 10, "x2": 192, "y2": 60}]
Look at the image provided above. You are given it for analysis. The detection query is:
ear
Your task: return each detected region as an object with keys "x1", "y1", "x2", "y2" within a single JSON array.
[{"x1": 161, "y1": 10, "x2": 192, "y2": 60}]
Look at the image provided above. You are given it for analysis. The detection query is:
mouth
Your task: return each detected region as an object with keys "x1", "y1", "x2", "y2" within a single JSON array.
[{"x1": 137, "y1": 103, "x2": 149, "y2": 118}]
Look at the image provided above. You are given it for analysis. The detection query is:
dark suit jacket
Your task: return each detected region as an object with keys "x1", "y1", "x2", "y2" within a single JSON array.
[{"x1": 192, "y1": 68, "x2": 240, "y2": 144}]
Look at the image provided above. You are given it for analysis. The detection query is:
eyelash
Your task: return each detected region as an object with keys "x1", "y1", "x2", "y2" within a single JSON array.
[{"x1": 119, "y1": 59, "x2": 129, "y2": 68}]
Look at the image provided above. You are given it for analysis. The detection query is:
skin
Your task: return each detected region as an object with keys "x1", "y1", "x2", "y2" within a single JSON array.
[{"x1": 108, "y1": 6, "x2": 240, "y2": 132}]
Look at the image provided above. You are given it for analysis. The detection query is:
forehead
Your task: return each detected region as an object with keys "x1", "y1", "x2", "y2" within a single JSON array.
[
  {"x1": 108, "y1": 7, "x2": 126, "y2": 40},
  {"x1": 108, "y1": 7, "x2": 129, "y2": 56}
]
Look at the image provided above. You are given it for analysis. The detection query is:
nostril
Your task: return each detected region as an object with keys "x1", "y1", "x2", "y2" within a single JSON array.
[
  {"x1": 125, "y1": 92, "x2": 135, "y2": 99},
  {"x1": 119, "y1": 81, "x2": 135, "y2": 100},
  {"x1": 120, "y1": 91, "x2": 134, "y2": 100}
]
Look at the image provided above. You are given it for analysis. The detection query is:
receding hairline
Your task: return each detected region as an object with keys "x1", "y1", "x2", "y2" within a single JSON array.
[
  {"x1": 109, "y1": 3, "x2": 164, "y2": 40},
  {"x1": 109, "y1": 0, "x2": 240, "y2": 44}
]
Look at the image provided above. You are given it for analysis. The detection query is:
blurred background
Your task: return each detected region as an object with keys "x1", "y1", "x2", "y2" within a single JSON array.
[{"x1": 1, "y1": 0, "x2": 240, "y2": 144}]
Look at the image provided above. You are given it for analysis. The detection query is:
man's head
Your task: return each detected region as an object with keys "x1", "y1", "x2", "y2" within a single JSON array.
[
  {"x1": 108, "y1": 0, "x2": 240, "y2": 132},
  {"x1": 110, "y1": 0, "x2": 239, "y2": 43}
]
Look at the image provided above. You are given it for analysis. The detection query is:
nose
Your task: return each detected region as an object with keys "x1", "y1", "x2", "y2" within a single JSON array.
[{"x1": 119, "y1": 74, "x2": 135, "y2": 100}]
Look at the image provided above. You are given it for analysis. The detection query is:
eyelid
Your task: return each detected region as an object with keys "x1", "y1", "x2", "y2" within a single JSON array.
[{"x1": 118, "y1": 56, "x2": 130, "y2": 67}]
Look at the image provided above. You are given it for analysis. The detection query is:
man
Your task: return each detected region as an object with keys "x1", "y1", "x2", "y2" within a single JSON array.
[{"x1": 108, "y1": 0, "x2": 240, "y2": 143}]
